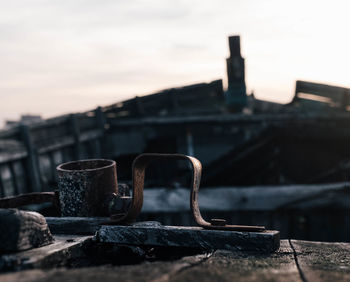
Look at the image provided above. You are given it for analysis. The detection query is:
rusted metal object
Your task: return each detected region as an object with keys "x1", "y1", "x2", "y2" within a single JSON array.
[
  {"x1": 57, "y1": 159, "x2": 120, "y2": 217},
  {"x1": 0, "y1": 159, "x2": 129, "y2": 217},
  {"x1": 0, "y1": 154, "x2": 265, "y2": 232},
  {"x1": 110, "y1": 153, "x2": 265, "y2": 232},
  {"x1": 109, "y1": 154, "x2": 198, "y2": 223},
  {"x1": 0, "y1": 191, "x2": 60, "y2": 211},
  {"x1": 187, "y1": 155, "x2": 265, "y2": 232}
]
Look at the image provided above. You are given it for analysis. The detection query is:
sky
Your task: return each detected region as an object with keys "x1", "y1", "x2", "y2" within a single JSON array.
[{"x1": 0, "y1": 0, "x2": 349, "y2": 126}]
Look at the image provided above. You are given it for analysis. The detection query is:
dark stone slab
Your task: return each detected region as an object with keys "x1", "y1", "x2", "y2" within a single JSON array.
[
  {"x1": 96, "y1": 223, "x2": 280, "y2": 253},
  {"x1": 0, "y1": 209, "x2": 53, "y2": 252}
]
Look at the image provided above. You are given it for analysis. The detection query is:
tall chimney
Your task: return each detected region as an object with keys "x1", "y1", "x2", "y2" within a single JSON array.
[{"x1": 225, "y1": 35, "x2": 247, "y2": 111}]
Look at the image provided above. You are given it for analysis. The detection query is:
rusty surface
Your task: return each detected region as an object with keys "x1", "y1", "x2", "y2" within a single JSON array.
[
  {"x1": 0, "y1": 191, "x2": 59, "y2": 210},
  {"x1": 0, "y1": 154, "x2": 265, "y2": 232},
  {"x1": 109, "y1": 153, "x2": 265, "y2": 232},
  {"x1": 56, "y1": 159, "x2": 118, "y2": 217}
]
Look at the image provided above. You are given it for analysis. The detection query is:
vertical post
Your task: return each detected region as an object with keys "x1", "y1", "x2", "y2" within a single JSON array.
[
  {"x1": 186, "y1": 129, "x2": 194, "y2": 157},
  {"x1": 20, "y1": 125, "x2": 42, "y2": 192},
  {"x1": 48, "y1": 151, "x2": 58, "y2": 184},
  {"x1": 0, "y1": 166, "x2": 5, "y2": 197},
  {"x1": 70, "y1": 114, "x2": 82, "y2": 160},
  {"x1": 9, "y1": 162, "x2": 19, "y2": 195},
  {"x1": 95, "y1": 107, "x2": 106, "y2": 158}
]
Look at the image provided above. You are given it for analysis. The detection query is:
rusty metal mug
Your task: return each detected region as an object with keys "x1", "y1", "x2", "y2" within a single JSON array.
[
  {"x1": 0, "y1": 158, "x2": 131, "y2": 218},
  {"x1": 56, "y1": 159, "x2": 120, "y2": 217}
]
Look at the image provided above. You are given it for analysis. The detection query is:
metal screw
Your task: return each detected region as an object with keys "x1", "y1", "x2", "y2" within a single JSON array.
[{"x1": 210, "y1": 218, "x2": 227, "y2": 226}]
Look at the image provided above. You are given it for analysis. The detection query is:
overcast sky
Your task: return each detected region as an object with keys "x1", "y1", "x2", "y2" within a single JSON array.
[{"x1": 0, "y1": 0, "x2": 349, "y2": 126}]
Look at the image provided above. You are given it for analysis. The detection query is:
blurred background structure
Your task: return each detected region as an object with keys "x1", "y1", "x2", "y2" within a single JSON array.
[{"x1": 0, "y1": 35, "x2": 349, "y2": 243}]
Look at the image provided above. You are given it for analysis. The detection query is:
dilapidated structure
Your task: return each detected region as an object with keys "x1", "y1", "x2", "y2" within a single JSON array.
[{"x1": 0, "y1": 36, "x2": 349, "y2": 244}]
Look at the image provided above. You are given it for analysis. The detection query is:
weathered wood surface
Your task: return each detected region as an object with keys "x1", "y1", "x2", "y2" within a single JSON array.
[
  {"x1": 294, "y1": 80, "x2": 350, "y2": 107},
  {"x1": 2, "y1": 240, "x2": 350, "y2": 281},
  {"x1": 0, "y1": 209, "x2": 53, "y2": 252},
  {"x1": 0, "y1": 235, "x2": 92, "y2": 272},
  {"x1": 96, "y1": 223, "x2": 280, "y2": 253},
  {"x1": 290, "y1": 240, "x2": 350, "y2": 281},
  {"x1": 108, "y1": 112, "x2": 350, "y2": 127}
]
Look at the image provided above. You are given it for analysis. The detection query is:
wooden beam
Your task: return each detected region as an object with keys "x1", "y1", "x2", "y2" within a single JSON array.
[
  {"x1": 8, "y1": 162, "x2": 19, "y2": 195},
  {"x1": 20, "y1": 125, "x2": 41, "y2": 192},
  {"x1": 132, "y1": 182, "x2": 350, "y2": 213},
  {"x1": 294, "y1": 80, "x2": 350, "y2": 108},
  {"x1": 0, "y1": 235, "x2": 92, "y2": 271},
  {"x1": 108, "y1": 112, "x2": 350, "y2": 127}
]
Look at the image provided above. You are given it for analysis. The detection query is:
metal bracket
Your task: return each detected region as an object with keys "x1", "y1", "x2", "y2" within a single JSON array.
[{"x1": 110, "y1": 153, "x2": 265, "y2": 232}]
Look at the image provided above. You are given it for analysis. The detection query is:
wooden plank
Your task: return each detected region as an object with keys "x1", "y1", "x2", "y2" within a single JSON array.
[
  {"x1": 28, "y1": 114, "x2": 71, "y2": 130},
  {"x1": 169, "y1": 240, "x2": 300, "y2": 282},
  {"x1": 108, "y1": 112, "x2": 350, "y2": 127},
  {"x1": 0, "y1": 250, "x2": 208, "y2": 282},
  {"x1": 294, "y1": 80, "x2": 350, "y2": 107},
  {"x1": 290, "y1": 240, "x2": 350, "y2": 281},
  {"x1": 1, "y1": 239, "x2": 350, "y2": 282},
  {"x1": 138, "y1": 182, "x2": 350, "y2": 213},
  {"x1": 0, "y1": 235, "x2": 92, "y2": 272},
  {"x1": 0, "y1": 126, "x2": 20, "y2": 139},
  {"x1": 36, "y1": 135, "x2": 75, "y2": 154},
  {"x1": 0, "y1": 209, "x2": 53, "y2": 252},
  {"x1": 0, "y1": 240, "x2": 300, "y2": 282},
  {"x1": 79, "y1": 129, "x2": 103, "y2": 142},
  {"x1": 0, "y1": 151, "x2": 27, "y2": 164},
  {"x1": 96, "y1": 224, "x2": 280, "y2": 253}
]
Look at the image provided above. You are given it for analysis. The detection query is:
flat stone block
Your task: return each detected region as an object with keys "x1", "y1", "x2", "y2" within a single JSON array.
[{"x1": 96, "y1": 224, "x2": 280, "y2": 253}]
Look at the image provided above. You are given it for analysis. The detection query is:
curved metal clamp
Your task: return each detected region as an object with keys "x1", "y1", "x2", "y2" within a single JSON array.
[{"x1": 110, "y1": 153, "x2": 265, "y2": 232}]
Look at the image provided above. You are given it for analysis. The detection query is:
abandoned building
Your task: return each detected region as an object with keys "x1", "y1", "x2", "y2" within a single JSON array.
[{"x1": 0, "y1": 35, "x2": 349, "y2": 281}]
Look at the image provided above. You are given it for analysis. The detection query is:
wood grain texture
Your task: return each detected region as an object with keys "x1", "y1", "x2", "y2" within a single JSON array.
[
  {"x1": 1, "y1": 240, "x2": 350, "y2": 281},
  {"x1": 290, "y1": 240, "x2": 350, "y2": 281},
  {"x1": 0, "y1": 235, "x2": 92, "y2": 272},
  {"x1": 0, "y1": 209, "x2": 53, "y2": 252}
]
